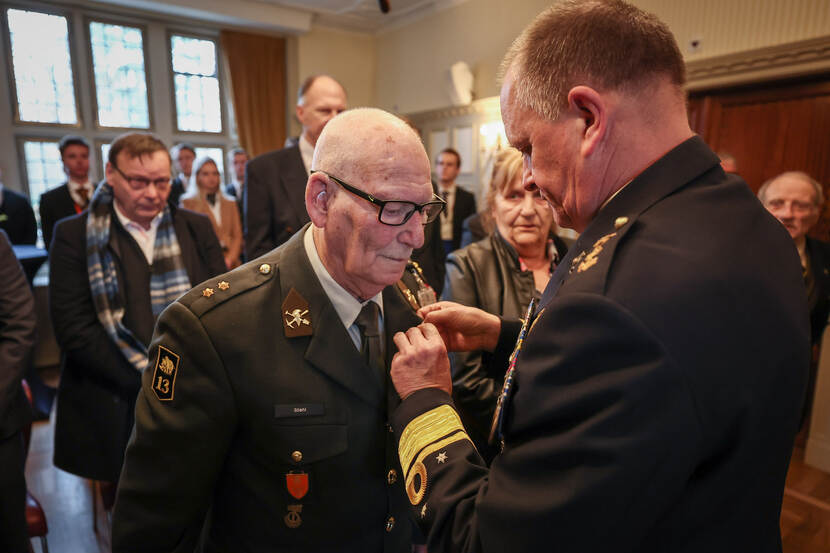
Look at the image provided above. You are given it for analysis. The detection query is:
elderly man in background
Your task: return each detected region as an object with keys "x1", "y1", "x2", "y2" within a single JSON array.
[
  {"x1": 388, "y1": 2, "x2": 809, "y2": 552},
  {"x1": 49, "y1": 132, "x2": 225, "y2": 508},
  {"x1": 759, "y1": 170, "x2": 830, "y2": 424},
  {"x1": 244, "y1": 74, "x2": 347, "y2": 259},
  {"x1": 112, "y1": 108, "x2": 444, "y2": 553}
]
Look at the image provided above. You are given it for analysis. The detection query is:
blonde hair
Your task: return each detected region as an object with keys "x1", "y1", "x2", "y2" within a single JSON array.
[{"x1": 483, "y1": 148, "x2": 524, "y2": 227}]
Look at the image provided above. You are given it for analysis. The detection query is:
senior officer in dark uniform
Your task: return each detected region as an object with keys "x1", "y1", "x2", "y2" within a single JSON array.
[
  {"x1": 112, "y1": 108, "x2": 445, "y2": 553},
  {"x1": 387, "y1": 2, "x2": 809, "y2": 553}
]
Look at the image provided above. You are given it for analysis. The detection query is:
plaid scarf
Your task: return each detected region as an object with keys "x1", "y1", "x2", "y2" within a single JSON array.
[{"x1": 86, "y1": 183, "x2": 191, "y2": 372}]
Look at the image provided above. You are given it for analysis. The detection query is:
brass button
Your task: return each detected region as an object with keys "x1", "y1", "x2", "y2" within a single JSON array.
[
  {"x1": 614, "y1": 216, "x2": 629, "y2": 230},
  {"x1": 387, "y1": 469, "x2": 397, "y2": 485},
  {"x1": 259, "y1": 263, "x2": 271, "y2": 275},
  {"x1": 385, "y1": 516, "x2": 395, "y2": 532},
  {"x1": 291, "y1": 450, "x2": 302, "y2": 463}
]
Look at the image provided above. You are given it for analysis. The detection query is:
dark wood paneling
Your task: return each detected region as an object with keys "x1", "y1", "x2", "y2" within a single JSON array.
[{"x1": 690, "y1": 77, "x2": 830, "y2": 240}]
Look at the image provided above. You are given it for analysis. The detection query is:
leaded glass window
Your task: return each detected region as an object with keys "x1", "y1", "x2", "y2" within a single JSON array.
[
  {"x1": 171, "y1": 35, "x2": 222, "y2": 133},
  {"x1": 7, "y1": 9, "x2": 78, "y2": 124},
  {"x1": 89, "y1": 21, "x2": 150, "y2": 128},
  {"x1": 22, "y1": 139, "x2": 63, "y2": 205}
]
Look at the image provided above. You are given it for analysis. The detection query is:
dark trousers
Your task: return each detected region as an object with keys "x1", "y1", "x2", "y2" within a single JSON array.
[{"x1": 0, "y1": 431, "x2": 28, "y2": 553}]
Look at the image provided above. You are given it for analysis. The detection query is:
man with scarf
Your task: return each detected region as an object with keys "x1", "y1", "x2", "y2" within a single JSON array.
[{"x1": 49, "y1": 132, "x2": 225, "y2": 507}]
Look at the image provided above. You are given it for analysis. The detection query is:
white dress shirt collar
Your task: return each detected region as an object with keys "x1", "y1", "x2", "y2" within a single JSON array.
[
  {"x1": 113, "y1": 201, "x2": 164, "y2": 265},
  {"x1": 299, "y1": 134, "x2": 315, "y2": 175},
  {"x1": 67, "y1": 178, "x2": 93, "y2": 206},
  {"x1": 303, "y1": 226, "x2": 383, "y2": 349}
]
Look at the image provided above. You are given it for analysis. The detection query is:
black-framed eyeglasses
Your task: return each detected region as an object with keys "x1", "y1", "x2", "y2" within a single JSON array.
[
  {"x1": 313, "y1": 170, "x2": 445, "y2": 226},
  {"x1": 112, "y1": 164, "x2": 172, "y2": 192}
]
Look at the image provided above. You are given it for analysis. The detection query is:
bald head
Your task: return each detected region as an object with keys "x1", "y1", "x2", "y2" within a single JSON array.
[
  {"x1": 295, "y1": 75, "x2": 347, "y2": 146},
  {"x1": 759, "y1": 171, "x2": 824, "y2": 244},
  {"x1": 313, "y1": 108, "x2": 429, "y2": 182},
  {"x1": 305, "y1": 108, "x2": 433, "y2": 301}
]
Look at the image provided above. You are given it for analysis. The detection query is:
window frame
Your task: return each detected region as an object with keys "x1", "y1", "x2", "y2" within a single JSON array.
[
  {"x1": 2, "y1": 2, "x2": 84, "y2": 129},
  {"x1": 167, "y1": 29, "x2": 226, "y2": 136},
  {"x1": 84, "y1": 14, "x2": 154, "y2": 132},
  {"x1": 94, "y1": 137, "x2": 116, "y2": 183},
  {"x1": 15, "y1": 135, "x2": 64, "y2": 200}
]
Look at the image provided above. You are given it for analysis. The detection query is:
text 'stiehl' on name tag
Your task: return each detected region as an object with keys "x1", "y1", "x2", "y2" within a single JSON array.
[{"x1": 274, "y1": 404, "x2": 325, "y2": 418}]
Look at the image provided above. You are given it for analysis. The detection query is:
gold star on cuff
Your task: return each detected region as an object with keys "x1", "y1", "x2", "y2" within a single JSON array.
[
  {"x1": 436, "y1": 451, "x2": 447, "y2": 464},
  {"x1": 202, "y1": 288, "x2": 215, "y2": 298}
]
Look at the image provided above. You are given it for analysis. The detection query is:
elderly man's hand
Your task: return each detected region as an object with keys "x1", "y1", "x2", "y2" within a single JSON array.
[
  {"x1": 391, "y1": 324, "x2": 452, "y2": 400},
  {"x1": 418, "y1": 301, "x2": 501, "y2": 353}
]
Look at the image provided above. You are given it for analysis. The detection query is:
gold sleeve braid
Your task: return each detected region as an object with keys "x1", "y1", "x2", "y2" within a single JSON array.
[{"x1": 398, "y1": 404, "x2": 473, "y2": 505}]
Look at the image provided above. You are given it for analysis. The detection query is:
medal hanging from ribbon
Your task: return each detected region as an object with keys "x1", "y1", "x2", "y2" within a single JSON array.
[
  {"x1": 408, "y1": 262, "x2": 437, "y2": 307},
  {"x1": 489, "y1": 297, "x2": 537, "y2": 450}
]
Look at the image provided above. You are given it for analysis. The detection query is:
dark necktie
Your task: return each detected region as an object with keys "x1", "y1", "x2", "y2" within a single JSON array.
[
  {"x1": 354, "y1": 302, "x2": 384, "y2": 388},
  {"x1": 77, "y1": 187, "x2": 89, "y2": 207},
  {"x1": 206, "y1": 193, "x2": 216, "y2": 206},
  {"x1": 441, "y1": 190, "x2": 449, "y2": 203}
]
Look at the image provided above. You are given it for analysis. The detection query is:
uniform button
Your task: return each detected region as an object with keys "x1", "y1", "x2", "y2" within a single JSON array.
[
  {"x1": 291, "y1": 450, "x2": 302, "y2": 463},
  {"x1": 259, "y1": 263, "x2": 271, "y2": 275},
  {"x1": 387, "y1": 469, "x2": 397, "y2": 485},
  {"x1": 385, "y1": 516, "x2": 395, "y2": 532},
  {"x1": 386, "y1": 423, "x2": 394, "y2": 433}
]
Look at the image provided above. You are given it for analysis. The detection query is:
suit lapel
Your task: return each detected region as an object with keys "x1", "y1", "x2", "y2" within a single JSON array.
[
  {"x1": 382, "y1": 285, "x2": 422, "y2": 412},
  {"x1": 172, "y1": 210, "x2": 199, "y2": 283},
  {"x1": 279, "y1": 146, "x2": 310, "y2": 229},
  {"x1": 279, "y1": 229, "x2": 384, "y2": 409},
  {"x1": 59, "y1": 183, "x2": 76, "y2": 213}
]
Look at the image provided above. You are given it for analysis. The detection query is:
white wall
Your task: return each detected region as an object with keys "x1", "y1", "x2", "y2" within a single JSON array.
[
  {"x1": 375, "y1": 0, "x2": 830, "y2": 115},
  {"x1": 288, "y1": 25, "x2": 377, "y2": 137}
]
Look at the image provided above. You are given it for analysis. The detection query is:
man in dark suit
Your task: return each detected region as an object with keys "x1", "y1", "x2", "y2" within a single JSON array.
[
  {"x1": 388, "y1": 2, "x2": 809, "y2": 552},
  {"x1": 49, "y1": 133, "x2": 225, "y2": 503},
  {"x1": 0, "y1": 170, "x2": 37, "y2": 245},
  {"x1": 244, "y1": 74, "x2": 347, "y2": 260},
  {"x1": 40, "y1": 135, "x2": 94, "y2": 249},
  {"x1": 759, "y1": 170, "x2": 830, "y2": 423},
  {"x1": 0, "y1": 229, "x2": 37, "y2": 553},
  {"x1": 169, "y1": 142, "x2": 195, "y2": 207},
  {"x1": 113, "y1": 108, "x2": 443, "y2": 552},
  {"x1": 435, "y1": 148, "x2": 476, "y2": 255},
  {"x1": 225, "y1": 146, "x2": 248, "y2": 200}
]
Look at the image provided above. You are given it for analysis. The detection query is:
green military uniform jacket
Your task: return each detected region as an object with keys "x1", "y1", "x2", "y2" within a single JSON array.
[{"x1": 112, "y1": 226, "x2": 420, "y2": 553}]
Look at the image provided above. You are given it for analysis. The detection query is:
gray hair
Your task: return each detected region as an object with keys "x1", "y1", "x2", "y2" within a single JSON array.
[
  {"x1": 500, "y1": 0, "x2": 685, "y2": 121},
  {"x1": 758, "y1": 171, "x2": 824, "y2": 207}
]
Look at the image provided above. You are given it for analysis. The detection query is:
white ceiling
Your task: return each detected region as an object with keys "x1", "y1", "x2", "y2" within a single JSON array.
[
  {"x1": 254, "y1": 0, "x2": 460, "y2": 33},
  {"x1": 77, "y1": 0, "x2": 467, "y2": 34}
]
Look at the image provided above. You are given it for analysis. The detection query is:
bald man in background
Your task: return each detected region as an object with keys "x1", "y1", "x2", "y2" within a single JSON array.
[
  {"x1": 244, "y1": 75, "x2": 347, "y2": 259},
  {"x1": 113, "y1": 108, "x2": 445, "y2": 553}
]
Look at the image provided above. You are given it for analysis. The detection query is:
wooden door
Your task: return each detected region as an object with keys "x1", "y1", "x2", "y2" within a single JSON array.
[{"x1": 689, "y1": 77, "x2": 830, "y2": 240}]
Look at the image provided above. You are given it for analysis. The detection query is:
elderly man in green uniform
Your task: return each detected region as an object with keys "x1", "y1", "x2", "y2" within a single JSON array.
[{"x1": 112, "y1": 108, "x2": 445, "y2": 553}]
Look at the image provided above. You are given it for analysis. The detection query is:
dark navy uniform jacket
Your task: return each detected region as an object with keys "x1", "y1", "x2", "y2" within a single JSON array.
[
  {"x1": 113, "y1": 227, "x2": 420, "y2": 553},
  {"x1": 392, "y1": 137, "x2": 809, "y2": 553}
]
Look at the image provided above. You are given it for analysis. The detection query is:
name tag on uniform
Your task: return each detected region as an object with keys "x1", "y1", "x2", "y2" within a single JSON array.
[{"x1": 274, "y1": 404, "x2": 325, "y2": 418}]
